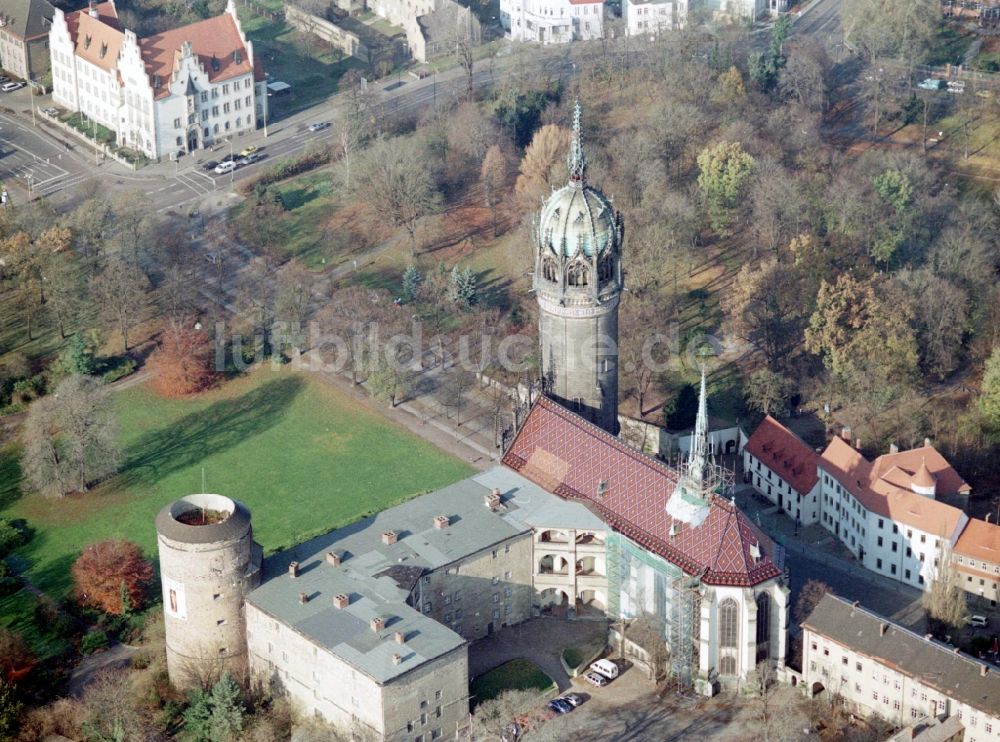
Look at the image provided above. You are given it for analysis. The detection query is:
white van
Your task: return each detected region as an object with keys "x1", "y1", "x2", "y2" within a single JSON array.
[
  {"x1": 970, "y1": 615, "x2": 989, "y2": 628},
  {"x1": 589, "y1": 659, "x2": 619, "y2": 680}
]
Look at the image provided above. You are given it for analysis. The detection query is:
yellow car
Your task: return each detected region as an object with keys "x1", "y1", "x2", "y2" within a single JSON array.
[{"x1": 239, "y1": 145, "x2": 258, "y2": 157}]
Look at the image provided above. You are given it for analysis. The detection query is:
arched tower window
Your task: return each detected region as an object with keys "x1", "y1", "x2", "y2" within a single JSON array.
[
  {"x1": 542, "y1": 257, "x2": 558, "y2": 283},
  {"x1": 755, "y1": 593, "x2": 771, "y2": 662},
  {"x1": 718, "y1": 598, "x2": 739, "y2": 676},
  {"x1": 598, "y1": 254, "x2": 614, "y2": 283},
  {"x1": 567, "y1": 262, "x2": 589, "y2": 287}
]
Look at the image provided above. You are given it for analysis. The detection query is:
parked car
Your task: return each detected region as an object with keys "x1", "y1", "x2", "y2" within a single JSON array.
[
  {"x1": 559, "y1": 693, "x2": 584, "y2": 707},
  {"x1": 970, "y1": 615, "x2": 989, "y2": 628},
  {"x1": 584, "y1": 671, "x2": 609, "y2": 687},
  {"x1": 239, "y1": 145, "x2": 258, "y2": 157},
  {"x1": 308, "y1": 121, "x2": 330, "y2": 132},
  {"x1": 202, "y1": 160, "x2": 219, "y2": 172},
  {"x1": 547, "y1": 698, "x2": 573, "y2": 714},
  {"x1": 0, "y1": 76, "x2": 9, "y2": 84},
  {"x1": 917, "y1": 78, "x2": 945, "y2": 91},
  {"x1": 947, "y1": 80, "x2": 966, "y2": 94},
  {"x1": 41, "y1": 107, "x2": 59, "y2": 116},
  {"x1": 220, "y1": 153, "x2": 238, "y2": 163},
  {"x1": 589, "y1": 659, "x2": 620, "y2": 679},
  {"x1": 239, "y1": 151, "x2": 264, "y2": 165},
  {"x1": 1, "y1": 81, "x2": 25, "y2": 92},
  {"x1": 214, "y1": 160, "x2": 237, "y2": 174}
]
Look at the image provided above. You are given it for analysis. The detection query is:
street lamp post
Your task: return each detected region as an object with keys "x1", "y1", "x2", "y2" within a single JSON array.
[{"x1": 227, "y1": 138, "x2": 234, "y2": 192}]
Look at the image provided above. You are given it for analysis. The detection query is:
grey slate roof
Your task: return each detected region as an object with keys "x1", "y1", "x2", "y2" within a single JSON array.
[
  {"x1": 247, "y1": 467, "x2": 601, "y2": 684},
  {"x1": 803, "y1": 594, "x2": 1000, "y2": 718},
  {"x1": 0, "y1": 0, "x2": 54, "y2": 39}
]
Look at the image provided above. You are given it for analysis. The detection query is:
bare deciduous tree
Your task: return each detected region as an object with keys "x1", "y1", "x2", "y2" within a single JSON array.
[
  {"x1": 21, "y1": 375, "x2": 122, "y2": 498},
  {"x1": 89, "y1": 257, "x2": 150, "y2": 352}
]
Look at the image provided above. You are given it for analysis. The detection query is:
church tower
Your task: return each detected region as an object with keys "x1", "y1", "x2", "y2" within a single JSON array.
[{"x1": 533, "y1": 103, "x2": 624, "y2": 435}]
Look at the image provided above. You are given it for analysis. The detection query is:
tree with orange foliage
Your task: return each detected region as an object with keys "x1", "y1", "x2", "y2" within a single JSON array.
[
  {"x1": 0, "y1": 627, "x2": 34, "y2": 682},
  {"x1": 72, "y1": 540, "x2": 153, "y2": 616},
  {"x1": 148, "y1": 318, "x2": 217, "y2": 398}
]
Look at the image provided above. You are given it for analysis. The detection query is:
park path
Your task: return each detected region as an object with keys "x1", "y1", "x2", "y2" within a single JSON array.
[{"x1": 67, "y1": 642, "x2": 139, "y2": 697}]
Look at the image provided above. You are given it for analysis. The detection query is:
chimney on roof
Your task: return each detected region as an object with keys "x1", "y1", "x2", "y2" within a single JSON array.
[
  {"x1": 889, "y1": 443, "x2": 899, "y2": 455},
  {"x1": 987, "y1": 514, "x2": 993, "y2": 524},
  {"x1": 982, "y1": 664, "x2": 989, "y2": 677},
  {"x1": 298, "y1": 592, "x2": 308, "y2": 604},
  {"x1": 433, "y1": 515, "x2": 450, "y2": 530},
  {"x1": 924, "y1": 633, "x2": 933, "y2": 640},
  {"x1": 333, "y1": 593, "x2": 349, "y2": 609},
  {"x1": 855, "y1": 438, "x2": 862, "y2": 450},
  {"x1": 88, "y1": 1, "x2": 98, "y2": 18},
  {"x1": 288, "y1": 561, "x2": 299, "y2": 578},
  {"x1": 394, "y1": 631, "x2": 405, "y2": 645},
  {"x1": 879, "y1": 622, "x2": 888, "y2": 636},
  {"x1": 485, "y1": 489, "x2": 501, "y2": 510},
  {"x1": 326, "y1": 551, "x2": 341, "y2": 566},
  {"x1": 841, "y1": 427, "x2": 851, "y2": 442},
  {"x1": 382, "y1": 530, "x2": 397, "y2": 545},
  {"x1": 954, "y1": 647, "x2": 961, "y2": 654},
  {"x1": 852, "y1": 601, "x2": 860, "y2": 608},
  {"x1": 392, "y1": 653, "x2": 402, "y2": 665},
  {"x1": 371, "y1": 616, "x2": 385, "y2": 633},
  {"x1": 924, "y1": 437, "x2": 932, "y2": 448}
]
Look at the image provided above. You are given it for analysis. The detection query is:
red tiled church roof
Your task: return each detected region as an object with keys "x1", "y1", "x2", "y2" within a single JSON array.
[
  {"x1": 503, "y1": 397, "x2": 783, "y2": 587},
  {"x1": 743, "y1": 415, "x2": 820, "y2": 495}
]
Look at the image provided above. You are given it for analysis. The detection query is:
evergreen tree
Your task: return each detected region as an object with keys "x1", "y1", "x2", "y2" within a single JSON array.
[
  {"x1": 401, "y1": 264, "x2": 422, "y2": 303},
  {"x1": 448, "y1": 267, "x2": 478, "y2": 309},
  {"x1": 207, "y1": 673, "x2": 245, "y2": 741},
  {"x1": 54, "y1": 333, "x2": 96, "y2": 377}
]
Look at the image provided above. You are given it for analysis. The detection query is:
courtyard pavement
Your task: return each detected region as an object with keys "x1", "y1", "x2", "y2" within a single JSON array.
[{"x1": 468, "y1": 618, "x2": 609, "y2": 693}]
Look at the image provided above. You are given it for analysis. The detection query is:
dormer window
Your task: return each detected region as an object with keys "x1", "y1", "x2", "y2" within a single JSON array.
[
  {"x1": 210, "y1": 53, "x2": 220, "y2": 72},
  {"x1": 83, "y1": 34, "x2": 92, "y2": 49},
  {"x1": 99, "y1": 42, "x2": 107, "y2": 58},
  {"x1": 153, "y1": 74, "x2": 161, "y2": 89},
  {"x1": 233, "y1": 49, "x2": 242, "y2": 64}
]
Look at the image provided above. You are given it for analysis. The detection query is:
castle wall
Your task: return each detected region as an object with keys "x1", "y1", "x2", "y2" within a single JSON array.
[
  {"x1": 419, "y1": 533, "x2": 534, "y2": 641},
  {"x1": 246, "y1": 603, "x2": 469, "y2": 740}
]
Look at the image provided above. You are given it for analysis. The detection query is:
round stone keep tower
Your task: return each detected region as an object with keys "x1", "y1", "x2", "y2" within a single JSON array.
[
  {"x1": 155, "y1": 494, "x2": 261, "y2": 687},
  {"x1": 533, "y1": 103, "x2": 624, "y2": 435}
]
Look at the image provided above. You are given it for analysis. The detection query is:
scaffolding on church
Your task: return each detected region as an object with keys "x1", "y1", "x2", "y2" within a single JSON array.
[{"x1": 607, "y1": 532, "x2": 701, "y2": 689}]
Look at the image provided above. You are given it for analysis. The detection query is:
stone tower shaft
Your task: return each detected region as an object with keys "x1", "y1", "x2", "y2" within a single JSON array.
[{"x1": 533, "y1": 103, "x2": 624, "y2": 434}]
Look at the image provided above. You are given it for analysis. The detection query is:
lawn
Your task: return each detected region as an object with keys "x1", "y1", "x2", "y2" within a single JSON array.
[
  {"x1": 470, "y1": 659, "x2": 554, "y2": 707},
  {"x1": 238, "y1": 8, "x2": 365, "y2": 116},
  {"x1": 0, "y1": 365, "x2": 473, "y2": 597}
]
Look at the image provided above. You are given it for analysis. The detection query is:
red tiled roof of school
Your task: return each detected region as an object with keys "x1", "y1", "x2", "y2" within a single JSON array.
[
  {"x1": 65, "y1": 0, "x2": 119, "y2": 40},
  {"x1": 140, "y1": 13, "x2": 254, "y2": 100},
  {"x1": 68, "y1": 5, "x2": 124, "y2": 72},
  {"x1": 870, "y1": 445, "x2": 970, "y2": 495},
  {"x1": 743, "y1": 415, "x2": 819, "y2": 495},
  {"x1": 502, "y1": 396, "x2": 783, "y2": 587},
  {"x1": 820, "y1": 437, "x2": 966, "y2": 537}
]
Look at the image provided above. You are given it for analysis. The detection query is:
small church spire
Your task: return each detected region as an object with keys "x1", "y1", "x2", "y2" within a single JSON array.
[
  {"x1": 688, "y1": 365, "x2": 710, "y2": 488},
  {"x1": 567, "y1": 100, "x2": 586, "y2": 185}
]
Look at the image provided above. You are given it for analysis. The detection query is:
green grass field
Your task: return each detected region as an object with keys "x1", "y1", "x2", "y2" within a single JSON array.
[
  {"x1": 470, "y1": 659, "x2": 554, "y2": 707},
  {"x1": 0, "y1": 365, "x2": 473, "y2": 598}
]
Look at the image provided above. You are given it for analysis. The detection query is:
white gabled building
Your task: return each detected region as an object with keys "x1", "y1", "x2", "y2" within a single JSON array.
[
  {"x1": 624, "y1": 0, "x2": 685, "y2": 36},
  {"x1": 742, "y1": 415, "x2": 822, "y2": 526},
  {"x1": 49, "y1": 0, "x2": 267, "y2": 161},
  {"x1": 499, "y1": 0, "x2": 604, "y2": 43}
]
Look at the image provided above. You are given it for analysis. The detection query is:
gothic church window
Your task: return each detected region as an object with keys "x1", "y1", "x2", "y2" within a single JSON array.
[
  {"x1": 719, "y1": 598, "x2": 739, "y2": 675},
  {"x1": 598, "y1": 255, "x2": 614, "y2": 283}
]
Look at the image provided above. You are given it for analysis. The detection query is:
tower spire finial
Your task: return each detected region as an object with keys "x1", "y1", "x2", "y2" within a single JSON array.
[
  {"x1": 568, "y1": 100, "x2": 586, "y2": 184},
  {"x1": 688, "y1": 364, "x2": 709, "y2": 483}
]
